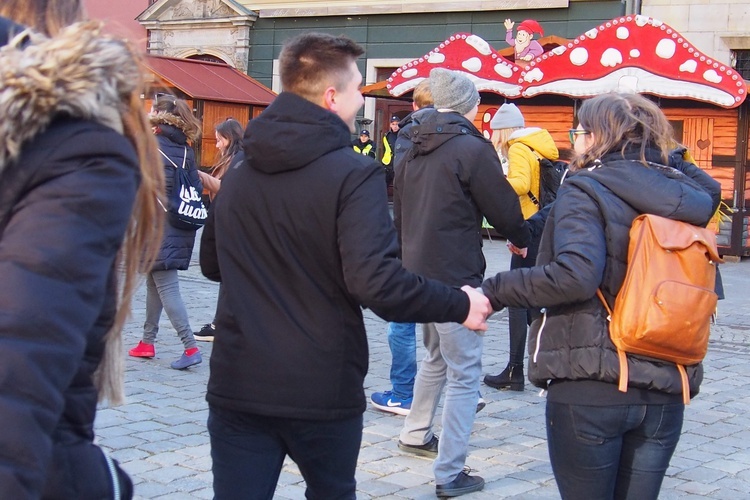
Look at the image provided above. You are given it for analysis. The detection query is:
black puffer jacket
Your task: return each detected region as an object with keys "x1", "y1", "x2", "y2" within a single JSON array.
[
  {"x1": 482, "y1": 149, "x2": 717, "y2": 398},
  {"x1": 0, "y1": 19, "x2": 140, "y2": 498},
  {"x1": 201, "y1": 92, "x2": 472, "y2": 420},
  {"x1": 394, "y1": 109, "x2": 530, "y2": 286},
  {"x1": 0, "y1": 19, "x2": 140, "y2": 500},
  {"x1": 152, "y1": 128, "x2": 199, "y2": 271}
]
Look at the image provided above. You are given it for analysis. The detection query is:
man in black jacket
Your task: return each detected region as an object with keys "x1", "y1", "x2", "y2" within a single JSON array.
[
  {"x1": 395, "y1": 68, "x2": 530, "y2": 497},
  {"x1": 200, "y1": 32, "x2": 491, "y2": 500}
]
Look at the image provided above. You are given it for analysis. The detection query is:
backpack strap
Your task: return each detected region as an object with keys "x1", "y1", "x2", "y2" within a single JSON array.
[
  {"x1": 527, "y1": 192, "x2": 540, "y2": 206},
  {"x1": 616, "y1": 350, "x2": 629, "y2": 393},
  {"x1": 595, "y1": 288, "x2": 612, "y2": 318},
  {"x1": 677, "y1": 365, "x2": 690, "y2": 405},
  {"x1": 526, "y1": 148, "x2": 544, "y2": 206},
  {"x1": 596, "y1": 289, "x2": 628, "y2": 393},
  {"x1": 159, "y1": 147, "x2": 187, "y2": 169},
  {"x1": 156, "y1": 148, "x2": 188, "y2": 214}
]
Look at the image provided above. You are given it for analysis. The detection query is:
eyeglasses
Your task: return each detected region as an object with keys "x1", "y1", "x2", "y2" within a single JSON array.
[{"x1": 569, "y1": 128, "x2": 591, "y2": 145}]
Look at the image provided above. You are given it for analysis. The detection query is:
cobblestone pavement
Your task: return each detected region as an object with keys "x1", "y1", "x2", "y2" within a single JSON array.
[{"x1": 97, "y1": 233, "x2": 750, "y2": 499}]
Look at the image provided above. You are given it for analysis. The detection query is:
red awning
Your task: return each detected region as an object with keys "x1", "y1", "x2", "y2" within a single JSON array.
[{"x1": 144, "y1": 55, "x2": 276, "y2": 105}]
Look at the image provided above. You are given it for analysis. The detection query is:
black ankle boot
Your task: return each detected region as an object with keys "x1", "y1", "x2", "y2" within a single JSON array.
[{"x1": 484, "y1": 363, "x2": 524, "y2": 391}]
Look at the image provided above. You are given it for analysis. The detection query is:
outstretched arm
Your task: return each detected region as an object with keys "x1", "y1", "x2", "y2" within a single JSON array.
[{"x1": 460, "y1": 286, "x2": 491, "y2": 331}]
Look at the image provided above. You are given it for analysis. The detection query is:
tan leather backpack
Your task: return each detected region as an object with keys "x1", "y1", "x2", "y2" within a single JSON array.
[{"x1": 597, "y1": 213, "x2": 722, "y2": 404}]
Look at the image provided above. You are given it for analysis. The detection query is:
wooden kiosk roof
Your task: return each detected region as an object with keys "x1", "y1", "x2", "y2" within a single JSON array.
[{"x1": 144, "y1": 56, "x2": 276, "y2": 105}]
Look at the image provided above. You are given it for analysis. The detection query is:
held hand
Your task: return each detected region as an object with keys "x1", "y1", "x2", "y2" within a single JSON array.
[
  {"x1": 460, "y1": 285, "x2": 491, "y2": 332},
  {"x1": 506, "y1": 241, "x2": 528, "y2": 258}
]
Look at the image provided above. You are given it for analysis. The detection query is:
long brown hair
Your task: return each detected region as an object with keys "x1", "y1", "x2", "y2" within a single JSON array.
[
  {"x1": 1, "y1": 0, "x2": 165, "y2": 404},
  {"x1": 151, "y1": 94, "x2": 202, "y2": 142},
  {"x1": 109, "y1": 78, "x2": 164, "y2": 404},
  {"x1": 569, "y1": 92, "x2": 674, "y2": 172},
  {"x1": 212, "y1": 118, "x2": 244, "y2": 179}
]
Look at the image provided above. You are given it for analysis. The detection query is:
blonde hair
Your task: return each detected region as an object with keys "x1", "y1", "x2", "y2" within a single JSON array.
[
  {"x1": 491, "y1": 127, "x2": 522, "y2": 158},
  {"x1": 412, "y1": 80, "x2": 433, "y2": 109}
]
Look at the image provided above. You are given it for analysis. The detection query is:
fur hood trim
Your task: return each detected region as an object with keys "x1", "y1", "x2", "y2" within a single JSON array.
[
  {"x1": 150, "y1": 112, "x2": 199, "y2": 142},
  {"x1": 0, "y1": 21, "x2": 141, "y2": 175}
]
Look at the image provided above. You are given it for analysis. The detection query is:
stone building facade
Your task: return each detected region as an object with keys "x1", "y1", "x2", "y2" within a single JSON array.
[{"x1": 136, "y1": 1, "x2": 750, "y2": 81}]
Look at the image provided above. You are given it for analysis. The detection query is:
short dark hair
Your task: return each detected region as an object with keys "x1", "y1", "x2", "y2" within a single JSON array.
[{"x1": 279, "y1": 32, "x2": 364, "y2": 102}]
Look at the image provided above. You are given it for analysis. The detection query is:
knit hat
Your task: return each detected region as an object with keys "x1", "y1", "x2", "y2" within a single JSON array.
[
  {"x1": 490, "y1": 103, "x2": 525, "y2": 130},
  {"x1": 429, "y1": 68, "x2": 480, "y2": 116}
]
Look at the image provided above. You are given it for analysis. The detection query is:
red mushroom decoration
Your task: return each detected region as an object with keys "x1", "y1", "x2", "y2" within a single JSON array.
[
  {"x1": 387, "y1": 33, "x2": 522, "y2": 99},
  {"x1": 518, "y1": 15, "x2": 746, "y2": 108}
]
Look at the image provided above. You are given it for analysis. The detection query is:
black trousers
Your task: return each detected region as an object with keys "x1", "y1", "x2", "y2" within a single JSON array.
[{"x1": 208, "y1": 405, "x2": 363, "y2": 500}]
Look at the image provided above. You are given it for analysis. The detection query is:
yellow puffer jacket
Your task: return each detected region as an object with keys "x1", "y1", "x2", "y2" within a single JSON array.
[{"x1": 506, "y1": 128, "x2": 559, "y2": 219}]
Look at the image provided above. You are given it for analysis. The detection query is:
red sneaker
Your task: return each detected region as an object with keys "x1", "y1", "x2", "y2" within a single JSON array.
[{"x1": 128, "y1": 341, "x2": 155, "y2": 358}]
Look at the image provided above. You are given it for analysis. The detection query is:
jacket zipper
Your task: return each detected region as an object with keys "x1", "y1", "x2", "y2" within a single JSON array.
[{"x1": 532, "y1": 308, "x2": 547, "y2": 363}]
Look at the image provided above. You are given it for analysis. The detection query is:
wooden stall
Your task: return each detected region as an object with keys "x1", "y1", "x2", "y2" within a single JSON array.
[
  {"x1": 373, "y1": 15, "x2": 750, "y2": 256},
  {"x1": 143, "y1": 55, "x2": 276, "y2": 169}
]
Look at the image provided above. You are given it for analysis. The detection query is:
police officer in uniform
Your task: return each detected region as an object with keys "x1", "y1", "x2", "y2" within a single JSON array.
[
  {"x1": 352, "y1": 129, "x2": 375, "y2": 158},
  {"x1": 381, "y1": 115, "x2": 400, "y2": 187}
]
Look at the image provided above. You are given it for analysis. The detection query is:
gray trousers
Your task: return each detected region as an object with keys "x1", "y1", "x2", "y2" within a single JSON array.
[
  {"x1": 143, "y1": 269, "x2": 196, "y2": 350},
  {"x1": 399, "y1": 322, "x2": 483, "y2": 484}
]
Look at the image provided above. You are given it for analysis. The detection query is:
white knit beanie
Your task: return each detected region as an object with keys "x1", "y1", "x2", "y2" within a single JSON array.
[
  {"x1": 490, "y1": 103, "x2": 525, "y2": 130},
  {"x1": 429, "y1": 68, "x2": 480, "y2": 116}
]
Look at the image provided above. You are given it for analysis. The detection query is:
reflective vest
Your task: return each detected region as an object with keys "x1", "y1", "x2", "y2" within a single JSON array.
[
  {"x1": 353, "y1": 143, "x2": 373, "y2": 156},
  {"x1": 381, "y1": 136, "x2": 393, "y2": 166}
]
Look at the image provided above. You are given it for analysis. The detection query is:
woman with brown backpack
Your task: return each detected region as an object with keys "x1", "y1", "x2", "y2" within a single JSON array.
[{"x1": 481, "y1": 92, "x2": 720, "y2": 499}]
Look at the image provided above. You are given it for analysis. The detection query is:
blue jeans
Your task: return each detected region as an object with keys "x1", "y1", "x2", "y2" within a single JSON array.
[
  {"x1": 400, "y1": 322, "x2": 482, "y2": 485},
  {"x1": 546, "y1": 402, "x2": 684, "y2": 500},
  {"x1": 387, "y1": 322, "x2": 417, "y2": 398},
  {"x1": 208, "y1": 405, "x2": 362, "y2": 500}
]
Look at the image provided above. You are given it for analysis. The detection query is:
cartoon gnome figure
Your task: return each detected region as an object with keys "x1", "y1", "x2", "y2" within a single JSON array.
[{"x1": 504, "y1": 19, "x2": 544, "y2": 62}]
